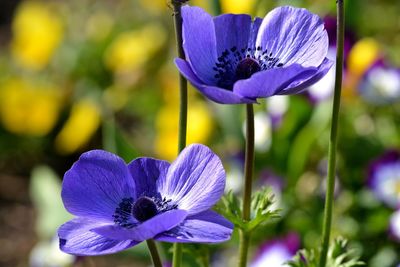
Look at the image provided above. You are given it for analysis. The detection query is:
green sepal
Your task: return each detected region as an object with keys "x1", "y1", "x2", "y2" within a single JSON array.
[
  {"x1": 215, "y1": 187, "x2": 280, "y2": 233},
  {"x1": 287, "y1": 237, "x2": 364, "y2": 267}
]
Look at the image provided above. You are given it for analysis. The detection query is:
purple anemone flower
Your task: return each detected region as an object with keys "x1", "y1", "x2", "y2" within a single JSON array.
[
  {"x1": 251, "y1": 233, "x2": 300, "y2": 267},
  {"x1": 368, "y1": 150, "x2": 400, "y2": 208},
  {"x1": 359, "y1": 61, "x2": 400, "y2": 105},
  {"x1": 175, "y1": 5, "x2": 333, "y2": 104},
  {"x1": 58, "y1": 144, "x2": 233, "y2": 256}
]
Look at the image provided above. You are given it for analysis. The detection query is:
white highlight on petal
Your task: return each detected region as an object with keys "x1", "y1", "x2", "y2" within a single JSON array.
[
  {"x1": 267, "y1": 95, "x2": 289, "y2": 117},
  {"x1": 251, "y1": 243, "x2": 293, "y2": 267},
  {"x1": 373, "y1": 162, "x2": 400, "y2": 207},
  {"x1": 360, "y1": 66, "x2": 400, "y2": 104},
  {"x1": 30, "y1": 237, "x2": 75, "y2": 267},
  {"x1": 368, "y1": 68, "x2": 400, "y2": 98},
  {"x1": 390, "y1": 210, "x2": 400, "y2": 240}
]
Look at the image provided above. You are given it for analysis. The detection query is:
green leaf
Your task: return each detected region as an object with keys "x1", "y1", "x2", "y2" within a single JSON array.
[
  {"x1": 215, "y1": 188, "x2": 280, "y2": 233},
  {"x1": 247, "y1": 187, "x2": 280, "y2": 232}
]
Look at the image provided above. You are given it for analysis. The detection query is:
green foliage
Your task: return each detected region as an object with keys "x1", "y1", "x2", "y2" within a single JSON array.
[
  {"x1": 216, "y1": 187, "x2": 280, "y2": 233},
  {"x1": 288, "y1": 237, "x2": 364, "y2": 267}
]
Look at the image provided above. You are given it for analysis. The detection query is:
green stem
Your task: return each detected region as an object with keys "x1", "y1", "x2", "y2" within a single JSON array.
[
  {"x1": 238, "y1": 104, "x2": 255, "y2": 267},
  {"x1": 238, "y1": 231, "x2": 251, "y2": 267},
  {"x1": 172, "y1": 2, "x2": 188, "y2": 267},
  {"x1": 173, "y1": 1, "x2": 188, "y2": 154},
  {"x1": 172, "y1": 241, "x2": 183, "y2": 267},
  {"x1": 319, "y1": 1, "x2": 345, "y2": 266},
  {"x1": 146, "y1": 239, "x2": 163, "y2": 267}
]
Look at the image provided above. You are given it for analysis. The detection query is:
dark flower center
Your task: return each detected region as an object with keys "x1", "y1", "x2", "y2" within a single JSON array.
[
  {"x1": 113, "y1": 196, "x2": 178, "y2": 228},
  {"x1": 235, "y1": 58, "x2": 261, "y2": 80},
  {"x1": 132, "y1": 196, "x2": 158, "y2": 222},
  {"x1": 213, "y1": 45, "x2": 284, "y2": 90}
]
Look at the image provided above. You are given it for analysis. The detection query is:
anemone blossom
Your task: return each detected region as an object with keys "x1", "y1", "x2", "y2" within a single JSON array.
[
  {"x1": 175, "y1": 5, "x2": 333, "y2": 104},
  {"x1": 58, "y1": 144, "x2": 233, "y2": 255},
  {"x1": 368, "y1": 150, "x2": 400, "y2": 208}
]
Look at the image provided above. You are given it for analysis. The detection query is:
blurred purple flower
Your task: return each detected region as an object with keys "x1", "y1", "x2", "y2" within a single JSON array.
[
  {"x1": 176, "y1": 6, "x2": 333, "y2": 104},
  {"x1": 368, "y1": 150, "x2": 400, "y2": 208},
  {"x1": 359, "y1": 61, "x2": 400, "y2": 105},
  {"x1": 58, "y1": 144, "x2": 233, "y2": 256},
  {"x1": 251, "y1": 233, "x2": 300, "y2": 267},
  {"x1": 259, "y1": 170, "x2": 285, "y2": 193}
]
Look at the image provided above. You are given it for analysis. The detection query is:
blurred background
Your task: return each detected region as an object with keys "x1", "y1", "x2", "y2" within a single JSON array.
[{"x1": 0, "y1": 0, "x2": 399, "y2": 266}]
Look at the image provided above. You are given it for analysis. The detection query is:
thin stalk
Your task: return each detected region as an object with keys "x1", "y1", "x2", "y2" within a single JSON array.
[
  {"x1": 146, "y1": 239, "x2": 163, "y2": 267},
  {"x1": 172, "y1": 1, "x2": 188, "y2": 267},
  {"x1": 173, "y1": 1, "x2": 188, "y2": 154},
  {"x1": 238, "y1": 231, "x2": 251, "y2": 267},
  {"x1": 238, "y1": 104, "x2": 255, "y2": 267},
  {"x1": 319, "y1": 1, "x2": 345, "y2": 266},
  {"x1": 172, "y1": 241, "x2": 183, "y2": 267}
]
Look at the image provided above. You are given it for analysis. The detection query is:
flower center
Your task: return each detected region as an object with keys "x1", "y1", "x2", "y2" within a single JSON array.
[
  {"x1": 132, "y1": 196, "x2": 158, "y2": 222},
  {"x1": 235, "y1": 58, "x2": 261, "y2": 80},
  {"x1": 213, "y1": 46, "x2": 284, "y2": 90}
]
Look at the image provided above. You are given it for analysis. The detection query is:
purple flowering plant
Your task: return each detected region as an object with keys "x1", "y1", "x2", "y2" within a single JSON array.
[
  {"x1": 58, "y1": 144, "x2": 233, "y2": 255},
  {"x1": 176, "y1": 5, "x2": 333, "y2": 104},
  {"x1": 368, "y1": 150, "x2": 400, "y2": 208},
  {"x1": 54, "y1": 1, "x2": 355, "y2": 266}
]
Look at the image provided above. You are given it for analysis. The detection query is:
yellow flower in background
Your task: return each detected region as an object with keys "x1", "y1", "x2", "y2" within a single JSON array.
[
  {"x1": 11, "y1": 1, "x2": 63, "y2": 70},
  {"x1": 0, "y1": 78, "x2": 62, "y2": 136},
  {"x1": 55, "y1": 99, "x2": 101, "y2": 155},
  {"x1": 347, "y1": 38, "x2": 380, "y2": 77},
  {"x1": 344, "y1": 38, "x2": 380, "y2": 100},
  {"x1": 155, "y1": 100, "x2": 214, "y2": 160},
  {"x1": 104, "y1": 24, "x2": 166, "y2": 74},
  {"x1": 220, "y1": 0, "x2": 256, "y2": 14}
]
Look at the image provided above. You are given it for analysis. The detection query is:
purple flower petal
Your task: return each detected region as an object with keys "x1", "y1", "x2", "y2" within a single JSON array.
[
  {"x1": 256, "y1": 6, "x2": 328, "y2": 68},
  {"x1": 175, "y1": 58, "x2": 256, "y2": 104},
  {"x1": 155, "y1": 210, "x2": 233, "y2": 243},
  {"x1": 128, "y1": 157, "x2": 170, "y2": 198},
  {"x1": 280, "y1": 57, "x2": 334, "y2": 95},
  {"x1": 181, "y1": 6, "x2": 218, "y2": 85},
  {"x1": 213, "y1": 13, "x2": 252, "y2": 55},
  {"x1": 248, "y1": 17, "x2": 263, "y2": 48},
  {"x1": 91, "y1": 210, "x2": 188, "y2": 242},
  {"x1": 368, "y1": 150, "x2": 400, "y2": 208},
  {"x1": 251, "y1": 235, "x2": 298, "y2": 267},
  {"x1": 233, "y1": 63, "x2": 319, "y2": 98},
  {"x1": 58, "y1": 218, "x2": 138, "y2": 256},
  {"x1": 158, "y1": 144, "x2": 225, "y2": 215},
  {"x1": 61, "y1": 150, "x2": 136, "y2": 221}
]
